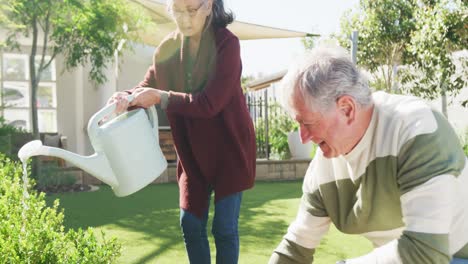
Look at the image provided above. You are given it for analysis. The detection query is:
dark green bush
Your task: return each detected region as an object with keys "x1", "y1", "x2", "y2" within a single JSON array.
[
  {"x1": 36, "y1": 163, "x2": 77, "y2": 191},
  {"x1": 0, "y1": 154, "x2": 121, "y2": 263},
  {"x1": 0, "y1": 116, "x2": 27, "y2": 159},
  {"x1": 0, "y1": 116, "x2": 26, "y2": 136}
]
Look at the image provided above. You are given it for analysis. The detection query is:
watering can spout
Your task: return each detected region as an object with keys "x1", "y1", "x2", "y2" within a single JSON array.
[{"x1": 18, "y1": 140, "x2": 119, "y2": 187}]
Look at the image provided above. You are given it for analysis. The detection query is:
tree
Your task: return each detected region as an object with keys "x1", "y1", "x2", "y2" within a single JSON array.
[
  {"x1": 337, "y1": 0, "x2": 467, "y2": 116},
  {"x1": 337, "y1": 0, "x2": 416, "y2": 92},
  {"x1": 1, "y1": 0, "x2": 151, "y2": 139},
  {"x1": 399, "y1": 0, "x2": 467, "y2": 116}
]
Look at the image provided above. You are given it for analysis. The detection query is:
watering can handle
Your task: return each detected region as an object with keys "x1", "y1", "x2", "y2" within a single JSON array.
[
  {"x1": 87, "y1": 94, "x2": 159, "y2": 143},
  {"x1": 88, "y1": 94, "x2": 135, "y2": 135},
  {"x1": 145, "y1": 104, "x2": 160, "y2": 143}
]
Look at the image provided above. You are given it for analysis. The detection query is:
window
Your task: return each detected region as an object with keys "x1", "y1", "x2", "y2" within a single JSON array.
[{"x1": 1, "y1": 52, "x2": 57, "y2": 132}]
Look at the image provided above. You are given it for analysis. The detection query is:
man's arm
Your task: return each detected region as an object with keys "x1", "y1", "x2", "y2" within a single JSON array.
[
  {"x1": 269, "y1": 187, "x2": 331, "y2": 263},
  {"x1": 269, "y1": 238, "x2": 316, "y2": 264}
]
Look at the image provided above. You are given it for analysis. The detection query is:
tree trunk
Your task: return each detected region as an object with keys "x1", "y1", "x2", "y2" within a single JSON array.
[
  {"x1": 392, "y1": 64, "x2": 399, "y2": 93},
  {"x1": 29, "y1": 16, "x2": 40, "y2": 179},
  {"x1": 441, "y1": 77, "x2": 448, "y2": 118},
  {"x1": 441, "y1": 90, "x2": 448, "y2": 118},
  {"x1": 30, "y1": 18, "x2": 39, "y2": 140}
]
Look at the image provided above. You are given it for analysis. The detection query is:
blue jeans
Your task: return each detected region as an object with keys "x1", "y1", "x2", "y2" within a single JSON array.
[
  {"x1": 452, "y1": 258, "x2": 468, "y2": 264},
  {"x1": 180, "y1": 191, "x2": 243, "y2": 264}
]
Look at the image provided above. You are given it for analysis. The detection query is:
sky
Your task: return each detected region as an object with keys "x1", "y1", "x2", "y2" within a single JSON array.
[{"x1": 223, "y1": 0, "x2": 359, "y2": 77}]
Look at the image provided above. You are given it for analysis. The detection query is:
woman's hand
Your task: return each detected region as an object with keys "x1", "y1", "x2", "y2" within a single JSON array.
[
  {"x1": 107, "y1": 91, "x2": 131, "y2": 115},
  {"x1": 101, "y1": 88, "x2": 160, "y2": 124},
  {"x1": 128, "y1": 87, "x2": 161, "y2": 108},
  {"x1": 100, "y1": 91, "x2": 130, "y2": 124}
]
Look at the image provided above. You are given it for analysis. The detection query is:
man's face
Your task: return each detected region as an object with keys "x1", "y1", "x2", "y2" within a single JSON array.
[{"x1": 292, "y1": 94, "x2": 352, "y2": 158}]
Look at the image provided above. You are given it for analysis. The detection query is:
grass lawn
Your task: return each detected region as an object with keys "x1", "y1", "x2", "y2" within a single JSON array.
[{"x1": 46, "y1": 181, "x2": 372, "y2": 263}]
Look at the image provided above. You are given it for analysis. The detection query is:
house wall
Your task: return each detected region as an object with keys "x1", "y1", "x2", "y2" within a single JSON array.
[
  {"x1": 53, "y1": 42, "x2": 161, "y2": 156},
  {"x1": 117, "y1": 43, "x2": 154, "y2": 92},
  {"x1": 59, "y1": 42, "x2": 163, "y2": 155},
  {"x1": 67, "y1": 44, "x2": 164, "y2": 155}
]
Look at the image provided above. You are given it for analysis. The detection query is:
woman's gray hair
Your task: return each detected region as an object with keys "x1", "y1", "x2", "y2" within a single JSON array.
[{"x1": 280, "y1": 45, "x2": 372, "y2": 114}]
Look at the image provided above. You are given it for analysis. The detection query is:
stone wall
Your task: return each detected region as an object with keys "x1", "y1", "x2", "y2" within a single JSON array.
[
  {"x1": 69, "y1": 159, "x2": 312, "y2": 186},
  {"x1": 254, "y1": 159, "x2": 311, "y2": 181}
]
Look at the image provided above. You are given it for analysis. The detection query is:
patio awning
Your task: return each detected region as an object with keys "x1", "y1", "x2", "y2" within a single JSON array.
[
  {"x1": 130, "y1": 0, "x2": 319, "y2": 46},
  {"x1": 246, "y1": 70, "x2": 287, "y2": 91}
]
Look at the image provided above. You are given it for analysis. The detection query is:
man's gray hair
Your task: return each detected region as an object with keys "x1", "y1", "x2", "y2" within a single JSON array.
[{"x1": 280, "y1": 45, "x2": 372, "y2": 114}]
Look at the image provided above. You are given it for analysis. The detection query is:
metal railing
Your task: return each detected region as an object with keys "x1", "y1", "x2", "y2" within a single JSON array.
[{"x1": 246, "y1": 86, "x2": 291, "y2": 160}]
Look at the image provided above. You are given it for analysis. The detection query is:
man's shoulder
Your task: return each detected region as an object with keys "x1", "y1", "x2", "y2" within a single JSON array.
[{"x1": 373, "y1": 92, "x2": 438, "y2": 140}]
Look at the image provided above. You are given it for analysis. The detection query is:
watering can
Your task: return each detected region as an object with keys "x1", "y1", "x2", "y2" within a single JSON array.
[{"x1": 18, "y1": 95, "x2": 168, "y2": 197}]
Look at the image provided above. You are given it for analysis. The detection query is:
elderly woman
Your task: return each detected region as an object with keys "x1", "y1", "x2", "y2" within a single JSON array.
[
  {"x1": 269, "y1": 46, "x2": 468, "y2": 264},
  {"x1": 107, "y1": 0, "x2": 256, "y2": 263}
]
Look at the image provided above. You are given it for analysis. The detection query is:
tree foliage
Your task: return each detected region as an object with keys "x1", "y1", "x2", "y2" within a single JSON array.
[
  {"x1": 1, "y1": 0, "x2": 152, "y2": 138},
  {"x1": 337, "y1": 0, "x2": 467, "y2": 107},
  {"x1": 399, "y1": 0, "x2": 467, "y2": 101},
  {"x1": 338, "y1": 0, "x2": 416, "y2": 92}
]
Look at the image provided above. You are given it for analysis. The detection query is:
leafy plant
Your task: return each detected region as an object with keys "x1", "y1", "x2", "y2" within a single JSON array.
[
  {"x1": 269, "y1": 109, "x2": 299, "y2": 160},
  {"x1": 254, "y1": 102, "x2": 298, "y2": 160},
  {"x1": 0, "y1": 116, "x2": 27, "y2": 158},
  {"x1": 0, "y1": 116, "x2": 26, "y2": 137},
  {"x1": 0, "y1": 154, "x2": 121, "y2": 263}
]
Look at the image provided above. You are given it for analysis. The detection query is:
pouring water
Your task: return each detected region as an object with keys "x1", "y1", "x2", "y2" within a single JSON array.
[
  {"x1": 18, "y1": 140, "x2": 44, "y2": 200},
  {"x1": 18, "y1": 140, "x2": 44, "y2": 237},
  {"x1": 18, "y1": 140, "x2": 44, "y2": 199}
]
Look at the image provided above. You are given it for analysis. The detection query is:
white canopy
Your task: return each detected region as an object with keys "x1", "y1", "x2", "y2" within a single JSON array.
[
  {"x1": 246, "y1": 70, "x2": 287, "y2": 91},
  {"x1": 130, "y1": 0, "x2": 318, "y2": 46}
]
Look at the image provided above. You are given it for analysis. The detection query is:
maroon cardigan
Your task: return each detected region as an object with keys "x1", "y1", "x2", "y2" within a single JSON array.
[{"x1": 131, "y1": 27, "x2": 256, "y2": 217}]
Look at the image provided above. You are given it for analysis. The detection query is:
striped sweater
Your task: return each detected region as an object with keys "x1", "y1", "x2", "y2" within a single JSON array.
[{"x1": 271, "y1": 92, "x2": 468, "y2": 263}]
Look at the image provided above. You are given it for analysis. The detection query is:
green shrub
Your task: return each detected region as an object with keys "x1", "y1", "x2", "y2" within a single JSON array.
[
  {"x1": 0, "y1": 116, "x2": 26, "y2": 136},
  {"x1": 36, "y1": 163, "x2": 77, "y2": 191},
  {"x1": 0, "y1": 116, "x2": 27, "y2": 159},
  {"x1": 0, "y1": 154, "x2": 121, "y2": 263},
  {"x1": 269, "y1": 111, "x2": 298, "y2": 160},
  {"x1": 254, "y1": 102, "x2": 298, "y2": 160}
]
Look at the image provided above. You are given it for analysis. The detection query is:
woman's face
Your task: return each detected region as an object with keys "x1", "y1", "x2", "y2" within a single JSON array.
[{"x1": 169, "y1": 0, "x2": 212, "y2": 37}]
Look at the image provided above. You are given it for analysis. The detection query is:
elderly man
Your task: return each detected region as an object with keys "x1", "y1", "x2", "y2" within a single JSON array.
[{"x1": 269, "y1": 46, "x2": 468, "y2": 264}]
